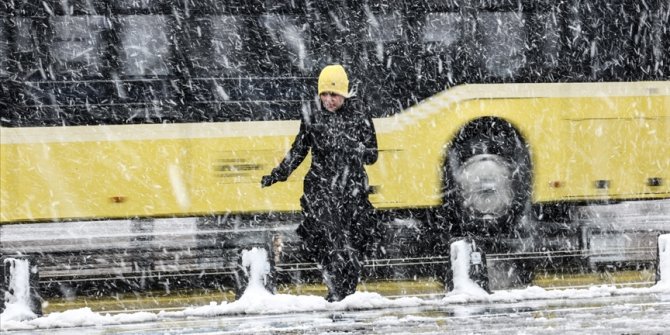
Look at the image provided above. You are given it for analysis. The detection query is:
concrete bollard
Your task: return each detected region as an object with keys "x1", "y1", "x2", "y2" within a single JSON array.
[
  {"x1": 2, "y1": 256, "x2": 43, "y2": 317},
  {"x1": 657, "y1": 234, "x2": 669, "y2": 285}
]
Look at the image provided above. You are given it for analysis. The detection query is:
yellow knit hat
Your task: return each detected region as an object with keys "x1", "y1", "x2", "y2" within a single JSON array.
[{"x1": 318, "y1": 64, "x2": 349, "y2": 97}]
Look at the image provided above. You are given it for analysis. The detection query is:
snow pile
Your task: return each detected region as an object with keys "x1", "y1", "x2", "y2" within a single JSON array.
[
  {"x1": 239, "y1": 247, "x2": 273, "y2": 299},
  {"x1": 160, "y1": 248, "x2": 422, "y2": 318},
  {"x1": 491, "y1": 285, "x2": 626, "y2": 303},
  {"x1": 1, "y1": 258, "x2": 38, "y2": 324},
  {"x1": 2, "y1": 282, "x2": 669, "y2": 331},
  {"x1": 14, "y1": 308, "x2": 156, "y2": 330},
  {"x1": 654, "y1": 234, "x2": 670, "y2": 290},
  {"x1": 443, "y1": 240, "x2": 489, "y2": 302},
  {"x1": 1, "y1": 258, "x2": 156, "y2": 330},
  {"x1": 161, "y1": 291, "x2": 423, "y2": 320}
]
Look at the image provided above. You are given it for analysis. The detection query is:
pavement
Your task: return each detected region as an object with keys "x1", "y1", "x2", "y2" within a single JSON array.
[{"x1": 41, "y1": 269, "x2": 656, "y2": 315}]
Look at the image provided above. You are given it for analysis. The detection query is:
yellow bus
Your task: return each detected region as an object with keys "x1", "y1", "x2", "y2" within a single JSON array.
[{"x1": 1, "y1": 1, "x2": 668, "y2": 287}]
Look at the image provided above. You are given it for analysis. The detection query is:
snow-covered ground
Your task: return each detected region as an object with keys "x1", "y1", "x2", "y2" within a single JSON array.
[
  {"x1": 2, "y1": 239, "x2": 669, "y2": 333},
  {"x1": 5, "y1": 292, "x2": 670, "y2": 334}
]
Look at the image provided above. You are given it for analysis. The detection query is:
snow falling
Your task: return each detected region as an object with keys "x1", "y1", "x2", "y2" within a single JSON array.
[{"x1": 1, "y1": 1, "x2": 669, "y2": 333}]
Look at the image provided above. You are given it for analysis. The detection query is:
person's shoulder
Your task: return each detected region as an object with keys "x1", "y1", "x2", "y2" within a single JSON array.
[
  {"x1": 345, "y1": 97, "x2": 363, "y2": 108},
  {"x1": 343, "y1": 98, "x2": 367, "y2": 116}
]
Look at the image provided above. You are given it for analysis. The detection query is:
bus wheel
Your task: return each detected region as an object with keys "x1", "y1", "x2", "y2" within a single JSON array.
[{"x1": 443, "y1": 118, "x2": 531, "y2": 237}]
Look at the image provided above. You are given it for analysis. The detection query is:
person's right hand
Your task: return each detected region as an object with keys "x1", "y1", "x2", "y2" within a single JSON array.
[{"x1": 261, "y1": 175, "x2": 277, "y2": 188}]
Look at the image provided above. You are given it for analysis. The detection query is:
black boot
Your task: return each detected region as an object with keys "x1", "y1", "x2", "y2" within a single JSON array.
[{"x1": 322, "y1": 247, "x2": 361, "y2": 302}]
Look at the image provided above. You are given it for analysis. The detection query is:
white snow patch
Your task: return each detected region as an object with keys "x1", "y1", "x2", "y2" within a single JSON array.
[
  {"x1": 1, "y1": 265, "x2": 157, "y2": 330},
  {"x1": 10, "y1": 308, "x2": 156, "y2": 330},
  {"x1": 160, "y1": 248, "x2": 422, "y2": 318},
  {"x1": 240, "y1": 248, "x2": 272, "y2": 295},
  {"x1": 1, "y1": 258, "x2": 37, "y2": 324},
  {"x1": 444, "y1": 240, "x2": 490, "y2": 302},
  {"x1": 654, "y1": 234, "x2": 670, "y2": 290},
  {"x1": 2, "y1": 284, "x2": 669, "y2": 331},
  {"x1": 214, "y1": 83, "x2": 230, "y2": 100},
  {"x1": 168, "y1": 163, "x2": 191, "y2": 210}
]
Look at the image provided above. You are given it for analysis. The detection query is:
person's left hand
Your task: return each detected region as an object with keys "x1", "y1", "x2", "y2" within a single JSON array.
[{"x1": 261, "y1": 175, "x2": 277, "y2": 188}]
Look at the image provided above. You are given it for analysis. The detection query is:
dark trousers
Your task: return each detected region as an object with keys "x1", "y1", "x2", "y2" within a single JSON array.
[
  {"x1": 319, "y1": 244, "x2": 361, "y2": 302},
  {"x1": 297, "y1": 195, "x2": 375, "y2": 301}
]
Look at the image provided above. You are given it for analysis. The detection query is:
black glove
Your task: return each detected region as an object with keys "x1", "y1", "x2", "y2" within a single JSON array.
[{"x1": 261, "y1": 175, "x2": 277, "y2": 188}]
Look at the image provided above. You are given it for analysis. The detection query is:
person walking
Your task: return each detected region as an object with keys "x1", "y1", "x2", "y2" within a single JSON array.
[{"x1": 261, "y1": 64, "x2": 380, "y2": 302}]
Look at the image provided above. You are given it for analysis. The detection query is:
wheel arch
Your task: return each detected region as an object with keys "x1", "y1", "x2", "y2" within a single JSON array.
[
  {"x1": 440, "y1": 116, "x2": 534, "y2": 236},
  {"x1": 442, "y1": 116, "x2": 533, "y2": 184}
]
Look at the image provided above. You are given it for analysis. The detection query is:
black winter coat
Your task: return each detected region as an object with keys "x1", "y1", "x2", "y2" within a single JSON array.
[{"x1": 268, "y1": 99, "x2": 379, "y2": 259}]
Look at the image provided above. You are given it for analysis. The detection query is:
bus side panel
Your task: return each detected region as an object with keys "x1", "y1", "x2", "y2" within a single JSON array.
[
  {"x1": 0, "y1": 126, "x2": 308, "y2": 223},
  {"x1": 370, "y1": 86, "x2": 670, "y2": 210},
  {"x1": 0, "y1": 143, "x2": 18, "y2": 222},
  {"x1": 370, "y1": 95, "x2": 572, "y2": 210},
  {"x1": 3, "y1": 84, "x2": 668, "y2": 223},
  {"x1": 1, "y1": 138, "x2": 192, "y2": 221},
  {"x1": 189, "y1": 135, "x2": 307, "y2": 214},
  {"x1": 560, "y1": 96, "x2": 669, "y2": 200}
]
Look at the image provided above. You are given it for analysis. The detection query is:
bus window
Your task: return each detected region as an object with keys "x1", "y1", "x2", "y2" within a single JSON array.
[
  {"x1": 187, "y1": 15, "x2": 243, "y2": 77},
  {"x1": 113, "y1": 0, "x2": 166, "y2": 11},
  {"x1": 261, "y1": 14, "x2": 313, "y2": 73},
  {"x1": 13, "y1": 17, "x2": 46, "y2": 79},
  {"x1": 478, "y1": 12, "x2": 527, "y2": 79},
  {"x1": 358, "y1": 8, "x2": 414, "y2": 117},
  {"x1": 651, "y1": 5, "x2": 670, "y2": 79},
  {"x1": 535, "y1": 9, "x2": 562, "y2": 70},
  {"x1": 362, "y1": 6, "x2": 406, "y2": 67},
  {"x1": 118, "y1": 15, "x2": 171, "y2": 77},
  {"x1": 419, "y1": 12, "x2": 464, "y2": 92},
  {"x1": 364, "y1": 8, "x2": 405, "y2": 44},
  {"x1": 0, "y1": 20, "x2": 6, "y2": 78},
  {"x1": 208, "y1": 16, "x2": 244, "y2": 75},
  {"x1": 48, "y1": 15, "x2": 107, "y2": 79},
  {"x1": 568, "y1": 0, "x2": 662, "y2": 81},
  {"x1": 422, "y1": 12, "x2": 461, "y2": 47}
]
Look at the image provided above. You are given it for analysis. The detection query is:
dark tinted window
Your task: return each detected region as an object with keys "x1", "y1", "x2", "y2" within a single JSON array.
[
  {"x1": 421, "y1": 12, "x2": 463, "y2": 84},
  {"x1": 358, "y1": 8, "x2": 415, "y2": 117},
  {"x1": 118, "y1": 15, "x2": 171, "y2": 76},
  {"x1": 478, "y1": 12, "x2": 527, "y2": 79},
  {"x1": 112, "y1": 0, "x2": 169, "y2": 12},
  {"x1": 535, "y1": 9, "x2": 562, "y2": 70},
  {"x1": 264, "y1": 14, "x2": 313, "y2": 73},
  {"x1": 49, "y1": 15, "x2": 107, "y2": 79},
  {"x1": 0, "y1": 19, "x2": 7, "y2": 78},
  {"x1": 187, "y1": 15, "x2": 244, "y2": 77},
  {"x1": 422, "y1": 12, "x2": 461, "y2": 46},
  {"x1": 364, "y1": 7, "x2": 405, "y2": 43},
  {"x1": 13, "y1": 17, "x2": 47, "y2": 80}
]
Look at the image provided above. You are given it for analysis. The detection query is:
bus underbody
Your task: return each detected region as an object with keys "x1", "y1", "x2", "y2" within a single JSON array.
[{"x1": 1, "y1": 199, "x2": 668, "y2": 300}]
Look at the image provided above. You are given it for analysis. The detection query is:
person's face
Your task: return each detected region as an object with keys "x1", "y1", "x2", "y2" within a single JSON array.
[{"x1": 320, "y1": 92, "x2": 345, "y2": 112}]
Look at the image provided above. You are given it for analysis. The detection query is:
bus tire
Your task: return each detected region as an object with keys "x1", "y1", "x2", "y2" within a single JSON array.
[{"x1": 443, "y1": 117, "x2": 531, "y2": 238}]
